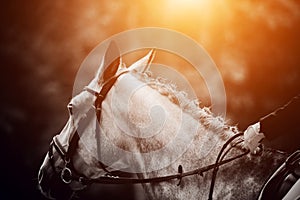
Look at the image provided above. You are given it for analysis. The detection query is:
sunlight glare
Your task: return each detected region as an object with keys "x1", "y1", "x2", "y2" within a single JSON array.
[
  {"x1": 165, "y1": 0, "x2": 211, "y2": 11},
  {"x1": 162, "y1": 0, "x2": 215, "y2": 25},
  {"x1": 160, "y1": 0, "x2": 217, "y2": 34}
]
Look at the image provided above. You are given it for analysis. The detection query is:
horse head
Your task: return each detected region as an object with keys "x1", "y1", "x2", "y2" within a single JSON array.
[{"x1": 38, "y1": 41, "x2": 155, "y2": 199}]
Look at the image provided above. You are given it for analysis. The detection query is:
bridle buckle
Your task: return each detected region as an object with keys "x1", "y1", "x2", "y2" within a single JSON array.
[{"x1": 61, "y1": 167, "x2": 73, "y2": 184}]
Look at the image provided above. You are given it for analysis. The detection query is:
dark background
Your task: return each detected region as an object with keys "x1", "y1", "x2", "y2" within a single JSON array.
[{"x1": 0, "y1": 1, "x2": 299, "y2": 199}]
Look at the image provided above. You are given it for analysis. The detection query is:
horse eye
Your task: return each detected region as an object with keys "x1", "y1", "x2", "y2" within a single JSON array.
[{"x1": 67, "y1": 104, "x2": 73, "y2": 115}]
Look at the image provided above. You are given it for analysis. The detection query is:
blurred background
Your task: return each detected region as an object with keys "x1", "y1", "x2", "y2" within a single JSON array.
[{"x1": 0, "y1": 0, "x2": 299, "y2": 199}]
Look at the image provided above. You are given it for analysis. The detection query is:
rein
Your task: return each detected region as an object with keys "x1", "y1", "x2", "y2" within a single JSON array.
[
  {"x1": 51, "y1": 135, "x2": 248, "y2": 185},
  {"x1": 48, "y1": 71, "x2": 250, "y2": 199}
]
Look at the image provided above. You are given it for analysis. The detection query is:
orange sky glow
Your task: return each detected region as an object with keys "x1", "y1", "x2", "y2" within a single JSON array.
[
  {"x1": 0, "y1": 1, "x2": 300, "y2": 199},
  {"x1": 1, "y1": 0, "x2": 299, "y2": 127}
]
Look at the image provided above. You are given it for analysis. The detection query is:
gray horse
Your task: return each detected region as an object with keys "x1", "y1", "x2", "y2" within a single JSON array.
[{"x1": 38, "y1": 42, "x2": 287, "y2": 200}]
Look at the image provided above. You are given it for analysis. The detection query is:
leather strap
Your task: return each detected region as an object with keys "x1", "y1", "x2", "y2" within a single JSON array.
[{"x1": 258, "y1": 150, "x2": 300, "y2": 200}]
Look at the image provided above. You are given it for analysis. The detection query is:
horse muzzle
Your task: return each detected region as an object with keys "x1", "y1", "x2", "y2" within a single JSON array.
[{"x1": 38, "y1": 164, "x2": 75, "y2": 200}]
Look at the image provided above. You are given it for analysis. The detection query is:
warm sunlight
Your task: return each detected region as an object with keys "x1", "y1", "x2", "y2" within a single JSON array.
[
  {"x1": 166, "y1": 0, "x2": 210, "y2": 9},
  {"x1": 160, "y1": 0, "x2": 225, "y2": 32},
  {"x1": 163, "y1": 0, "x2": 213, "y2": 16}
]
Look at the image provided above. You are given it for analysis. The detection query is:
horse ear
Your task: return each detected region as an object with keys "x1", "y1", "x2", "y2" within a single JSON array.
[
  {"x1": 127, "y1": 49, "x2": 155, "y2": 73},
  {"x1": 96, "y1": 41, "x2": 122, "y2": 82}
]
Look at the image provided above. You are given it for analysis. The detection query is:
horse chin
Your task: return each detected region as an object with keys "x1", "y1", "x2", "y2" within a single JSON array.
[
  {"x1": 38, "y1": 158, "x2": 86, "y2": 200},
  {"x1": 38, "y1": 151, "x2": 88, "y2": 199},
  {"x1": 39, "y1": 185, "x2": 74, "y2": 200},
  {"x1": 38, "y1": 166, "x2": 75, "y2": 200}
]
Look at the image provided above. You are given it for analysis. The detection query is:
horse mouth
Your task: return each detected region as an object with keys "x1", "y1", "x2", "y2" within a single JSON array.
[
  {"x1": 38, "y1": 168, "x2": 74, "y2": 200},
  {"x1": 38, "y1": 186, "x2": 56, "y2": 200},
  {"x1": 38, "y1": 168, "x2": 55, "y2": 199}
]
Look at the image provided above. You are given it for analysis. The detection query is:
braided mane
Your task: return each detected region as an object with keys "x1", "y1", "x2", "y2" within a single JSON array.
[{"x1": 133, "y1": 71, "x2": 241, "y2": 142}]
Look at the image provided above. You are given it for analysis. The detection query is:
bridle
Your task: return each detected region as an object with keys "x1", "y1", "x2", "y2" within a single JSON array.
[{"x1": 47, "y1": 71, "x2": 250, "y2": 199}]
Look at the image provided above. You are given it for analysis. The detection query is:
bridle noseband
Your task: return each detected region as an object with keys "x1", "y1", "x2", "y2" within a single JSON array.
[{"x1": 47, "y1": 70, "x2": 250, "y2": 199}]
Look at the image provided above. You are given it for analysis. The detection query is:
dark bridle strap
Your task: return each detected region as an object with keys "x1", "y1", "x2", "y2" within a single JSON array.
[
  {"x1": 49, "y1": 134, "x2": 248, "y2": 186},
  {"x1": 64, "y1": 71, "x2": 129, "y2": 175},
  {"x1": 48, "y1": 71, "x2": 129, "y2": 184},
  {"x1": 52, "y1": 136, "x2": 67, "y2": 159},
  {"x1": 80, "y1": 149, "x2": 249, "y2": 185},
  {"x1": 94, "y1": 71, "x2": 129, "y2": 174},
  {"x1": 50, "y1": 130, "x2": 249, "y2": 186},
  {"x1": 208, "y1": 132, "x2": 249, "y2": 200},
  {"x1": 94, "y1": 70, "x2": 128, "y2": 120},
  {"x1": 66, "y1": 131, "x2": 80, "y2": 162}
]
